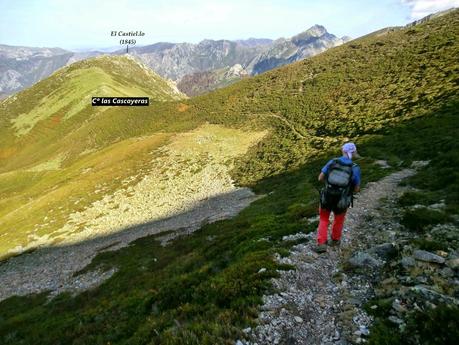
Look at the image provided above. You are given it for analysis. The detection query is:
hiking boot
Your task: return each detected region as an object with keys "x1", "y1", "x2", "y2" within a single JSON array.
[
  {"x1": 314, "y1": 243, "x2": 327, "y2": 253},
  {"x1": 328, "y1": 239, "x2": 341, "y2": 247}
]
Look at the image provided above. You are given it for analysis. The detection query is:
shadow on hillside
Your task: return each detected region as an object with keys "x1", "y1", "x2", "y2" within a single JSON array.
[
  {"x1": 0, "y1": 187, "x2": 261, "y2": 300},
  {"x1": 1, "y1": 100, "x2": 457, "y2": 302}
]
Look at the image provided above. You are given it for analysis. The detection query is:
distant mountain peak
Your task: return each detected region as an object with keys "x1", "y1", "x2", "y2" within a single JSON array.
[
  {"x1": 291, "y1": 24, "x2": 329, "y2": 45},
  {"x1": 300, "y1": 24, "x2": 328, "y2": 37},
  {"x1": 307, "y1": 24, "x2": 328, "y2": 34}
]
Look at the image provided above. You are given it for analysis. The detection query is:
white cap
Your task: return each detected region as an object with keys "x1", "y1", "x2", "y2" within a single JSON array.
[{"x1": 342, "y1": 142, "x2": 359, "y2": 159}]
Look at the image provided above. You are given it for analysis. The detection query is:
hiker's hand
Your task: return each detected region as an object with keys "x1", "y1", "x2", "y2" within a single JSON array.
[{"x1": 318, "y1": 172, "x2": 325, "y2": 182}]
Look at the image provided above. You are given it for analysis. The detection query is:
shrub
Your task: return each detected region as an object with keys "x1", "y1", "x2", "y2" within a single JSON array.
[{"x1": 401, "y1": 208, "x2": 449, "y2": 232}]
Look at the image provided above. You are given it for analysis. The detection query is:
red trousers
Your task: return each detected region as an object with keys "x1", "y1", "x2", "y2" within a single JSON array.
[{"x1": 317, "y1": 207, "x2": 347, "y2": 244}]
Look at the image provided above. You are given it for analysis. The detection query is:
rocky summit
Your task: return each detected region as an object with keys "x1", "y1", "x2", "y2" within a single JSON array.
[
  {"x1": 246, "y1": 25, "x2": 350, "y2": 75},
  {"x1": 124, "y1": 25, "x2": 347, "y2": 81},
  {"x1": 128, "y1": 25, "x2": 348, "y2": 95}
]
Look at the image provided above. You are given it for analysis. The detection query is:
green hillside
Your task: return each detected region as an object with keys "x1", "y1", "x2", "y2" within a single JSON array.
[
  {"x1": 0, "y1": 56, "x2": 198, "y2": 257},
  {"x1": 0, "y1": 9, "x2": 458, "y2": 345},
  {"x1": 185, "y1": 13, "x2": 458, "y2": 185},
  {"x1": 0, "y1": 55, "x2": 185, "y2": 171}
]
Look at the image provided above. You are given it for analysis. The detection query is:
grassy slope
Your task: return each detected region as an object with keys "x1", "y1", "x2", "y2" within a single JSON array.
[
  {"x1": 0, "y1": 56, "x2": 193, "y2": 256},
  {"x1": 0, "y1": 55, "x2": 185, "y2": 171},
  {"x1": 0, "y1": 133, "x2": 171, "y2": 254},
  {"x1": 0, "y1": 10, "x2": 458, "y2": 345},
  {"x1": 0, "y1": 122, "x2": 265, "y2": 256},
  {"x1": 0, "y1": 104, "x2": 456, "y2": 345}
]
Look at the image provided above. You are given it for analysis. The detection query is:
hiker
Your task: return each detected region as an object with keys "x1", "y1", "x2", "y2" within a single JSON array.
[{"x1": 315, "y1": 142, "x2": 361, "y2": 253}]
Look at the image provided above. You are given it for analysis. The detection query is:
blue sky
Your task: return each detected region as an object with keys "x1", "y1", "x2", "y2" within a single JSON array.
[{"x1": 1, "y1": 0, "x2": 458, "y2": 50}]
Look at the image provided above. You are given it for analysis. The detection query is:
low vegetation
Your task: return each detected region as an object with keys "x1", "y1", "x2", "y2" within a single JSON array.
[
  {"x1": 363, "y1": 102, "x2": 459, "y2": 345},
  {"x1": 1, "y1": 99, "x2": 457, "y2": 345}
]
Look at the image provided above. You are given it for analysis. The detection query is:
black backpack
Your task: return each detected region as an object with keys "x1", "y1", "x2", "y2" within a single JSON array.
[{"x1": 320, "y1": 159, "x2": 355, "y2": 212}]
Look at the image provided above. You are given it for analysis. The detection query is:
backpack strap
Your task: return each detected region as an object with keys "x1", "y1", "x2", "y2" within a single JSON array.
[
  {"x1": 327, "y1": 159, "x2": 352, "y2": 176},
  {"x1": 326, "y1": 158, "x2": 347, "y2": 177}
]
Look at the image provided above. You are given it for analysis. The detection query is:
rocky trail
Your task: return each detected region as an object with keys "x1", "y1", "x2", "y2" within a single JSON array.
[
  {"x1": 244, "y1": 166, "x2": 423, "y2": 345},
  {"x1": 2, "y1": 159, "x2": 457, "y2": 345}
]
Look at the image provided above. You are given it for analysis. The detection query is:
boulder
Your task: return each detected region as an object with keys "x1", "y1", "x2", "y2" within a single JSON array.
[
  {"x1": 392, "y1": 298, "x2": 407, "y2": 313},
  {"x1": 410, "y1": 285, "x2": 458, "y2": 304},
  {"x1": 369, "y1": 243, "x2": 397, "y2": 260},
  {"x1": 413, "y1": 250, "x2": 445, "y2": 264},
  {"x1": 388, "y1": 316, "x2": 404, "y2": 325},
  {"x1": 440, "y1": 267, "x2": 454, "y2": 278},
  {"x1": 348, "y1": 252, "x2": 382, "y2": 269},
  {"x1": 400, "y1": 256, "x2": 416, "y2": 268}
]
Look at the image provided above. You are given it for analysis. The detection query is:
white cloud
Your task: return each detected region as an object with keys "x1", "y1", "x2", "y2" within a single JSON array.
[{"x1": 401, "y1": 0, "x2": 459, "y2": 19}]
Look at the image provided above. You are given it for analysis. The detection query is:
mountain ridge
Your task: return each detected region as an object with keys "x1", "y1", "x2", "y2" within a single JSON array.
[
  {"x1": 1, "y1": 8, "x2": 453, "y2": 98},
  {"x1": 0, "y1": 25, "x2": 348, "y2": 97},
  {"x1": 126, "y1": 24, "x2": 348, "y2": 81}
]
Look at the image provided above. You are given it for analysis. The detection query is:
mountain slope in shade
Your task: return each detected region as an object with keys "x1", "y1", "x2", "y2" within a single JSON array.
[{"x1": 171, "y1": 25, "x2": 348, "y2": 95}]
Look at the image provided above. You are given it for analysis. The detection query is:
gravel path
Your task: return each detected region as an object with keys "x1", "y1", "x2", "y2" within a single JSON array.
[{"x1": 246, "y1": 167, "x2": 417, "y2": 345}]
